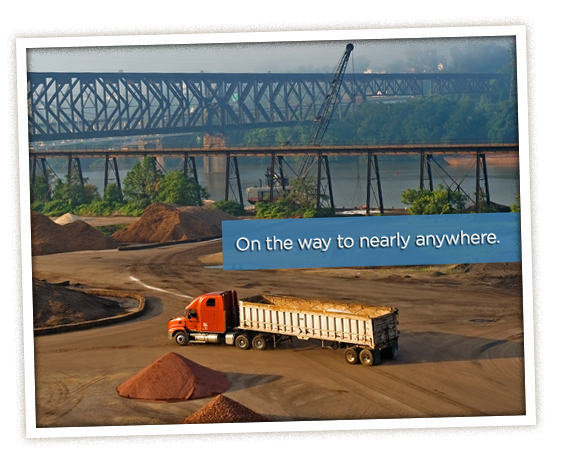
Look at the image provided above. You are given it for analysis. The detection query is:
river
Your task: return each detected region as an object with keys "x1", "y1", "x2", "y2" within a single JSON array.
[{"x1": 72, "y1": 156, "x2": 520, "y2": 210}]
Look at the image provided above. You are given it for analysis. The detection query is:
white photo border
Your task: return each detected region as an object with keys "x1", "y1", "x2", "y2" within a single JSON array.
[{"x1": 17, "y1": 25, "x2": 534, "y2": 439}]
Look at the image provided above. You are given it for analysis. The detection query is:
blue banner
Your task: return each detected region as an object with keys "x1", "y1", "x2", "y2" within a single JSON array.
[{"x1": 222, "y1": 213, "x2": 521, "y2": 270}]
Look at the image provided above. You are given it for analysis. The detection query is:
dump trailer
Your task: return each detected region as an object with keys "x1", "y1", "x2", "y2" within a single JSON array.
[{"x1": 168, "y1": 290, "x2": 399, "y2": 366}]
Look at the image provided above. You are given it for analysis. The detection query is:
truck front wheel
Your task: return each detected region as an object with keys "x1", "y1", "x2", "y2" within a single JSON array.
[
  {"x1": 174, "y1": 331, "x2": 188, "y2": 346},
  {"x1": 235, "y1": 334, "x2": 251, "y2": 350}
]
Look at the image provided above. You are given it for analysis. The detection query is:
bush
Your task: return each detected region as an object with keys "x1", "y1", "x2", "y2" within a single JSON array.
[
  {"x1": 156, "y1": 171, "x2": 208, "y2": 206},
  {"x1": 511, "y1": 195, "x2": 521, "y2": 212},
  {"x1": 255, "y1": 176, "x2": 335, "y2": 219},
  {"x1": 212, "y1": 200, "x2": 246, "y2": 216},
  {"x1": 402, "y1": 185, "x2": 467, "y2": 215}
]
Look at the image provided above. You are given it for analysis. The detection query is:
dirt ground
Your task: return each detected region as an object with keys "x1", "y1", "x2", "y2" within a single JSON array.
[{"x1": 31, "y1": 226, "x2": 525, "y2": 428}]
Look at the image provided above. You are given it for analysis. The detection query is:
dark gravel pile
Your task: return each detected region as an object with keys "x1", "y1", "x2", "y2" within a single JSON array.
[
  {"x1": 183, "y1": 395, "x2": 272, "y2": 424},
  {"x1": 33, "y1": 278, "x2": 123, "y2": 328}
]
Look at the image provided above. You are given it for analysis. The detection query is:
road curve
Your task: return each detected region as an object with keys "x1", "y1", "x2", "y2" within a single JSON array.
[{"x1": 32, "y1": 240, "x2": 526, "y2": 427}]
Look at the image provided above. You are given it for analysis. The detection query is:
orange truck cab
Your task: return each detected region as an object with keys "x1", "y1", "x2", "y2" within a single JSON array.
[{"x1": 168, "y1": 290, "x2": 239, "y2": 346}]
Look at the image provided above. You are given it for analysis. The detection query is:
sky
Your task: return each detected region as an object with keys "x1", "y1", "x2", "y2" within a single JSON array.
[{"x1": 27, "y1": 35, "x2": 514, "y2": 74}]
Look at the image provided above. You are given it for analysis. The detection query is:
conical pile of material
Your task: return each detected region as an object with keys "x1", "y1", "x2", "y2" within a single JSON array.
[
  {"x1": 183, "y1": 395, "x2": 272, "y2": 424},
  {"x1": 31, "y1": 211, "x2": 117, "y2": 255},
  {"x1": 111, "y1": 203, "x2": 237, "y2": 244},
  {"x1": 54, "y1": 213, "x2": 82, "y2": 224},
  {"x1": 116, "y1": 352, "x2": 231, "y2": 401}
]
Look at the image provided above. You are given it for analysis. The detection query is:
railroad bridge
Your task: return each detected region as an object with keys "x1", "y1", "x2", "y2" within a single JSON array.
[
  {"x1": 30, "y1": 143, "x2": 519, "y2": 214},
  {"x1": 28, "y1": 71, "x2": 501, "y2": 143}
]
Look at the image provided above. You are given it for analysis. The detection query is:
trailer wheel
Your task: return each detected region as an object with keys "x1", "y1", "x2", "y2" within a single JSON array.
[
  {"x1": 344, "y1": 347, "x2": 360, "y2": 365},
  {"x1": 359, "y1": 348, "x2": 377, "y2": 366},
  {"x1": 252, "y1": 335, "x2": 267, "y2": 351},
  {"x1": 173, "y1": 331, "x2": 188, "y2": 346},
  {"x1": 235, "y1": 334, "x2": 251, "y2": 350}
]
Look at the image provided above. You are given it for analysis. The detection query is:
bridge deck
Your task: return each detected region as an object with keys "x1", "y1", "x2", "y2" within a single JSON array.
[{"x1": 29, "y1": 143, "x2": 519, "y2": 158}]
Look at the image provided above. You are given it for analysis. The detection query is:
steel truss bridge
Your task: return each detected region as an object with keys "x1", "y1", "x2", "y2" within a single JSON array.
[
  {"x1": 30, "y1": 143, "x2": 519, "y2": 214},
  {"x1": 28, "y1": 72, "x2": 501, "y2": 143}
]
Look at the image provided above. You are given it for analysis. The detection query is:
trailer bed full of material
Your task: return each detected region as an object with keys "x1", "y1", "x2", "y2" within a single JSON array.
[{"x1": 239, "y1": 295, "x2": 399, "y2": 350}]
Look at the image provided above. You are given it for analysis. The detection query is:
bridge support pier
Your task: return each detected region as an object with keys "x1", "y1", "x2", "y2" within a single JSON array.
[
  {"x1": 30, "y1": 157, "x2": 51, "y2": 201},
  {"x1": 418, "y1": 150, "x2": 491, "y2": 213},
  {"x1": 225, "y1": 154, "x2": 243, "y2": 205},
  {"x1": 67, "y1": 156, "x2": 84, "y2": 187},
  {"x1": 183, "y1": 154, "x2": 202, "y2": 204},
  {"x1": 419, "y1": 150, "x2": 434, "y2": 191},
  {"x1": 204, "y1": 133, "x2": 228, "y2": 174},
  {"x1": 203, "y1": 156, "x2": 226, "y2": 174},
  {"x1": 104, "y1": 155, "x2": 121, "y2": 193},
  {"x1": 365, "y1": 152, "x2": 384, "y2": 215},
  {"x1": 267, "y1": 154, "x2": 287, "y2": 202},
  {"x1": 316, "y1": 154, "x2": 335, "y2": 211},
  {"x1": 475, "y1": 150, "x2": 490, "y2": 212}
]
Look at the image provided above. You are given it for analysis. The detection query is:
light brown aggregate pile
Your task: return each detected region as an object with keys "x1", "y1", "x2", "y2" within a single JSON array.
[
  {"x1": 54, "y1": 213, "x2": 82, "y2": 224},
  {"x1": 116, "y1": 352, "x2": 232, "y2": 401},
  {"x1": 111, "y1": 203, "x2": 237, "y2": 244},
  {"x1": 33, "y1": 278, "x2": 124, "y2": 328},
  {"x1": 183, "y1": 395, "x2": 272, "y2": 424},
  {"x1": 31, "y1": 211, "x2": 117, "y2": 255}
]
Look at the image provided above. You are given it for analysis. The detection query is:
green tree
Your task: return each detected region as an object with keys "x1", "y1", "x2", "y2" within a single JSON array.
[
  {"x1": 402, "y1": 185, "x2": 467, "y2": 215},
  {"x1": 156, "y1": 171, "x2": 208, "y2": 206},
  {"x1": 51, "y1": 170, "x2": 99, "y2": 208},
  {"x1": 212, "y1": 200, "x2": 246, "y2": 216},
  {"x1": 487, "y1": 99, "x2": 518, "y2": 142},
  {"x1": 286, "y1": 176, "x2": 319, "y2": 209},
  {"x1": 31, "y1": 169, "x2": 100, "y2": 216},
  {"x1": 255, "y1": 176, "x2": 334, "y2": 218},
  {"x1": 511, "y1": 195, "x2": 521, "y2": 212},
  {"x1": 103, "y1": 183, "x2": 123, "y2": 204},
  {"x1": 122, "y1": 157, "x2": 164, "y2": 210},
  {"x1": 30, "y1": 173, "x2": 52, "y2": 204}
]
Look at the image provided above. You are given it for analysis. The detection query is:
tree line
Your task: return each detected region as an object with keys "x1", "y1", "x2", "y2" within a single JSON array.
[
  {"x1": 229, "y1": 95, "x2": 517, "y2": 148},
  {"x1": 31, "y1": 157, "x2": 208, "y2": 217}
]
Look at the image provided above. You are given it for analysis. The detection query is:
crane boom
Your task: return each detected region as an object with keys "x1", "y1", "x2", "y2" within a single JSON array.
[{"x1": 298, "y1": 43, "x2": 354, "y2": 177}]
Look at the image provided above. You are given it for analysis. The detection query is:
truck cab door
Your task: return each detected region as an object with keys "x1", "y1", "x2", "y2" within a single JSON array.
[
  {"x1": 186, "y1": 308, "x2": 199, "y2": 331},
  {"x1": 199, "y1": 296, "x2": 224, "y2": 332}
]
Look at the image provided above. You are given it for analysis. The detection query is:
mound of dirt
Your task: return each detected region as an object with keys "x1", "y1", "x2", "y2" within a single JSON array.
[
  {"x1": 183, "y1": 395, "x2": 271, "y2": 424},
  {"x1": 54, "y1": 213, "x2": 82, "y2": 224},
  {"x1": 33, "y1": 278, "x2": 124, "y2": 328},
  {"x1": 31, "y1": 211, "x2": 117, "y2": 256},
  {"x1": 111, "y1": 203, "x2": 237, "y2": 244},
  {"x1": 116, "y1": 352, "x2": 231, "y2": 401}
]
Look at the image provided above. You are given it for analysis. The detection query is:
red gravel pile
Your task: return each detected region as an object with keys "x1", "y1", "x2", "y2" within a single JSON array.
[
  {"x1": 116, "y1": 352, "x2": 232, "y2": 401},
  {"x1": 183, "y1": 395, "x2": 272, "y2": 424},
  {"x1": 111, "y1": 203, "x2": 237, "y2": 244},
  {"x1": 31, "y1": 211, "x2": 117, "y2": 255},
  {"x1": 33, "y1": 278, "x2": 123, "y2": 328}
]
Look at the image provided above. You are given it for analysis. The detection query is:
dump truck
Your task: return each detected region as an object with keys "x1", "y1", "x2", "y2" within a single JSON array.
[{"x1": 167, "y1": 290, "x2": 399, "y2": 366}]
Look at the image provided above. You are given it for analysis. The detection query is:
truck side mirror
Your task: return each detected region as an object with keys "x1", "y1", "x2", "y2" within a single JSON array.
[{"x1": 188, "y1": 309, "x2": 197, "y2": 319}]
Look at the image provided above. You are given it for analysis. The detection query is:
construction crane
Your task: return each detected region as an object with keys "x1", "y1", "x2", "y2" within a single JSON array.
[
  {"x1": 252, "y1": 43, "x2": 354, "y2": 209},
  {"x1": 297, "y1": 43, "x2": 354, "y2": 179}
]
